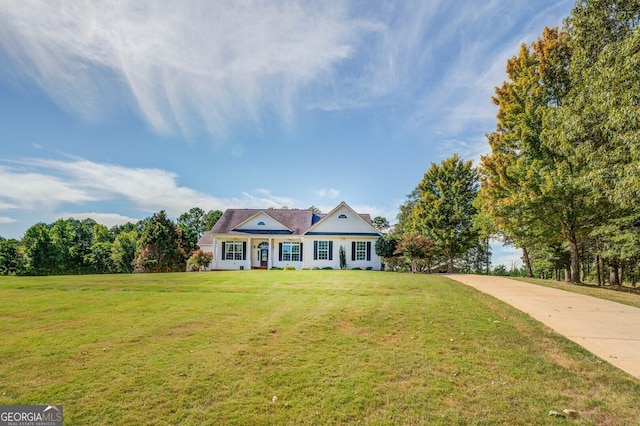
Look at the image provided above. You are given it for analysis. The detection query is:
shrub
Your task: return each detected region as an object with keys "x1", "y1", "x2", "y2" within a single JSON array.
[
  {"x1": 284, "y1": 265, "x2": 296, "y2": 271},
  {"x1": 187, "y1": 249, "x2": 213, "y2": 271}
]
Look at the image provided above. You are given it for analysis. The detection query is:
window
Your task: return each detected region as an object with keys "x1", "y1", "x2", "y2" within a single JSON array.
[
  {"x1": 351, "y1": 241, "x2": 371, "y2": 261},
  {"x1": 257, "y1": 221, "x2": 266, "y2": 226},
  {"x1": 317, "y1": 241, "x2": 328, "y2": 260},
  {"x1": 313, "y1": 241, "x2": 333, "y2": 260},
  {"x1": 281, "y1": 242, "x2": 301, "y2": 262},
  {"x1": 338, "y1": 214, "x2": 347, "y2": 219},
  {"x1": 224, "y1": 241, "x2": 244, "y2": 260}
]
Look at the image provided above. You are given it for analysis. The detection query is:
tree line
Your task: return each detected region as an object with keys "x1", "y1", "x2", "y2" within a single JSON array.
[
  {"x1": 376, "y1": 0, "x2": 640, "y2": 285},
  {"x1": 2, "y1": 0, "x2": 637, "y2": 283},
  {"x1": 0, "y1": 208, "x2": 221, "y2": 275}
]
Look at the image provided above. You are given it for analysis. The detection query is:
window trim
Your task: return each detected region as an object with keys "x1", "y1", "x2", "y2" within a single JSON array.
[
  {"x1": 313, "y1": 240, "x2": 333, "y2": 261},
  {"x1": 224, "y1": 241, "x2": 245, "y2": 260},
  {"x1": 281, "y1": 241, "x2": 301, "y2": 262},
  {"x1": 355, "y1": 241, "x2": 367, "y2": 261}
]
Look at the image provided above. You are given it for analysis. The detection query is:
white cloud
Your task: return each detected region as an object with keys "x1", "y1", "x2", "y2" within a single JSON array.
[
  {"x1": 0, "y1": 201, "x2": 17, "y2": 210},
  {"x1": 0, "y1": 216, "x2": 16, "y2": 224},
  {"x1": 0, "y1": 165, "x2": 98, "y2": 209},
  {"x1": 0, "y1": 157, "x2": 312, "y2": 218},
  {"x1": 314, "y1": 188, "x2": 340, "y2": 199},
  {"x1": 0, "y1": 1, "x2": 371, "y2": 138},
  {"x1": 57, "y1": 212, "x2": 141, "y2": 228},
  {"x1": 16, "y1": 157, "x2": 230, "y2": 216},
  {"x1": 241, "y1": 189, "x2": 297, "y2": 209}
]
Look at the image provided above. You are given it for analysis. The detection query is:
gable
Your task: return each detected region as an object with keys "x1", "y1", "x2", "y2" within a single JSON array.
[
  {"x1": 209, "y1": 203, "x2": 379, "y2": 237},
  {"x1": 305, "y1": 203, "x2": 380, "y2": 236},
  {"x1": 234, "y1": 211, "x2": 291, "y2": 234},
  {"x1": 211, "y1": 209, "x2": 315, "y2": 235}
]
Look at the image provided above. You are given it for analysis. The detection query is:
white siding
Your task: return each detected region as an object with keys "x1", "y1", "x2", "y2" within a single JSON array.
[
  {"x1": 213, "y1": 239, "x2": 251, "y2": 270},
  {"x1": 235, "y1": 212, "x2": 289, "y2": 232},
  {"x1": 310, "y1": 205, "x2": 377, "y2": 234},
  {"x1": 303, "y1": 237, "x2": 381, "y2": 270}
]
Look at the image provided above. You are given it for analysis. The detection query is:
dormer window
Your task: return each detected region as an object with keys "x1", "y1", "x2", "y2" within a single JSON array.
[
  {"x1": 338, "y1": 214, "x2": 347, "y2": 219},
  {"x1": 257, "y1": 221, "x2": 266, "y2": 226}
]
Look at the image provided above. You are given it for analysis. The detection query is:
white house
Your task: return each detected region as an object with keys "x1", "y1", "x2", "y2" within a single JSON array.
[{"x1": 197, "y1": 202, "x2": 382, "y2": 270}]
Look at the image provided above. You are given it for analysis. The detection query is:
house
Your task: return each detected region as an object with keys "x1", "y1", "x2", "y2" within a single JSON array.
[{"x1": 197, "y1": 202, "x2": 382, "y2": 270}]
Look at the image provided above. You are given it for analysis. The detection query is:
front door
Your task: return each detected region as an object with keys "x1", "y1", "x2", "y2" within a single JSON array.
[{"x1": 260, "y1": 248, "x2": 268, "y2": 268}]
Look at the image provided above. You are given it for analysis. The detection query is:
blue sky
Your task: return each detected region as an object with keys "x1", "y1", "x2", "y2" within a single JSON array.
[{"x1": 0, "y1": 0, "x2": 574, "y2": 266}]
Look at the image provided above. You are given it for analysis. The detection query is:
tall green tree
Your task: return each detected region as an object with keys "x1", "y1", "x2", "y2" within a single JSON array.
[
  {"x1": 22, "y1": 223, "x2": 56, "y2": 275},
  {"x1": 558, "y1": 0, "x2": 640, "y2": 280},
  {"x1": 478, "y1": 26, "x2": 598, "y2": 283},
  {"x1": 49, "y1": 218, "x2": 94, "y2": 274},
  {"x1": 85, "y1": 242, "x2": 114, "y2": 274},
  {"x1": 135, "y1": 211, "x2": 188, "y2": 273},
  {"x1": 178, "y1": 207, "x2": 223, "y2": 256},
  {"x1": 0, "y1": 238, "x2": 26, "y2": 276},
  {"x1": 372, "y1": 216, "x2": 390, "y2": 232},
  {"x1": 402, "y1": 154, "x2": 479, "y2": 272},
  {"x1": 111, "y1": 230, "x2": 139, "y2": 273},
  {"x1": 203, "y1": 209, "x2": 223, "y2": 232},
  {"x1": 375, "y1": 234, "x2": 398, "y2": 270}
]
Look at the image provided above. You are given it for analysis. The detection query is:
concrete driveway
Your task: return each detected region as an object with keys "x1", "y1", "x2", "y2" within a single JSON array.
[{"x1": 445, "y1": 274, "x2": 640, "y2": 380}]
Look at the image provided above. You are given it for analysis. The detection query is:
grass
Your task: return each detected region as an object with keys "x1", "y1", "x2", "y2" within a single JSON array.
[{"x1": 1, "y1": 270, "x2": 639, "y2": 425}]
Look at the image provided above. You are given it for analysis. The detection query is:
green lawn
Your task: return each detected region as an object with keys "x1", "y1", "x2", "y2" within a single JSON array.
[{"x1": 1, "y1": 271, "x2": 639, "y2": 425}]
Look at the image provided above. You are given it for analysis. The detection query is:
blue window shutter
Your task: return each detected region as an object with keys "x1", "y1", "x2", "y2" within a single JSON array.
[
  {"x1": 222, "y1": 242, "x2": 226, "y2": 260},
  {"x1": 352, "y1": 241, "x2": 356, "y2": 261},
  {"x1": 279, "y1": 243, "x2": 283, "y2": 261},
  {"x1": 314, "y1": 241, "x2": 318, "y2": 260},
  {"x1": 367, "y1": 241, "x2": 371, "y2": 261},
  {"x1": 300, "y1": 243, "x2": 303, "y2": 262},
  {"x1": 329, "y1": 241, "x2": 333, "y2": 261},
  {"x1": 242, "y1": 242, "x2": 247, "y2": 260}
]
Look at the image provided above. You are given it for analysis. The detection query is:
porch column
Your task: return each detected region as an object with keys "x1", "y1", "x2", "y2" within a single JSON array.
[{"x1": 269, "y1": 237, "x2": 273, "y2": 269}]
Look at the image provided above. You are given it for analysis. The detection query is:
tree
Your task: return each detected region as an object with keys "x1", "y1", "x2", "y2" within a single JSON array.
[
  {"x1": 135, "y1": 211, "x2": 188, "y2": 273},
  {"x1": 48, "y1": 218, "x2": 94, "y2": 274},
  {"x1": 111, "y1": 231, "x2": 138, "y2": 273},
  {"x1": 395, "y1": 233, "x2": 438, "y2": 273},
  {"x1": 93, "y1": 224, "x2": 113, "y2": 244},
  {"x1": 339, "y1": 245, "x2": 347, "y2": 269},
  {"x1": 372, "y1": 216, "x2": 390, "y2": 232},
  {"x1": 0, "y1": 238, "x2": 26, "y2": 276},
  {"x1": 179, "y1": 207, "x2": 206, "y2": 236},
  {"x1": 85, "y1": 242, "x2": 114, "y2": 274},
  {"x1": 22, "y1": 223, "x2": 56, "y2": 275},
  {"x1": 203, "y1": 210, "x2": 223, "y2": 232},
  {"x1": 478, "y1": 26, "x2": 597, "y2": 283},
  {"x1": 546, "y1": 1, "x2": 640, "y2": 281},
  {"x1": 403, "y1": 154, "x2": 479, "y2": 272},
  {"x1": 187, "y1": 249, "x2": 213, "y2": 271},
  {"x1": 375, "y1": 234, "x2": 398, "y2": 270},
  {"x1": 178, "y1": 223, "x2": 199, "y2": 258}
]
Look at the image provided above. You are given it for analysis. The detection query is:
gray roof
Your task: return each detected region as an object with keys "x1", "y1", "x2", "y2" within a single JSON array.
[
  {"x1": 210, "y1": 209, "x2": 318, "y2": 235},
  {"x1": 197, "y1": 231, "x2": 214, "y2": 246},
  {"x1": 208, "y1": 208, "x2": 373, "y2": 236}
]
